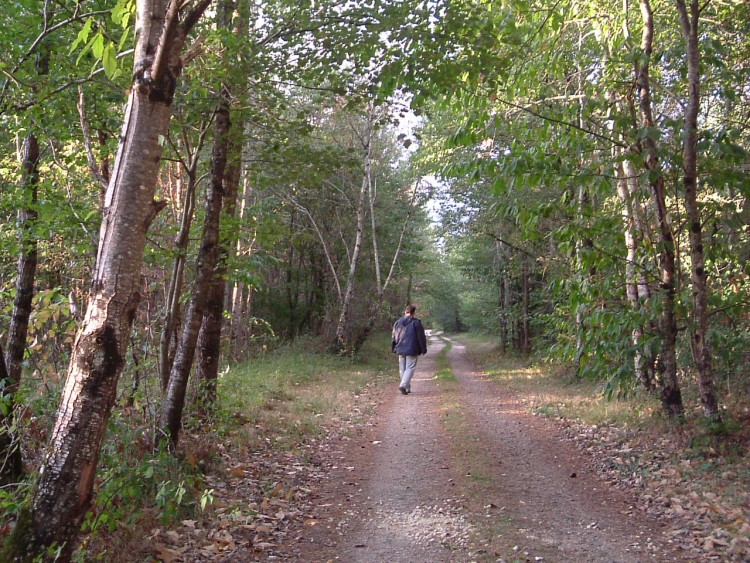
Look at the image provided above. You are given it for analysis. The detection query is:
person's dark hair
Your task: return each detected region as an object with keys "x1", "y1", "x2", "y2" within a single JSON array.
[{"x1": 405, "y1": 305, "x2": 417, "y2": 314}]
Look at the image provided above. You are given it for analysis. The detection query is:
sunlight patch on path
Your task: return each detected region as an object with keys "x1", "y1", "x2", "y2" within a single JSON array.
[{"x1": 368, "y1": 500, "x2": 474, "y2": 550}]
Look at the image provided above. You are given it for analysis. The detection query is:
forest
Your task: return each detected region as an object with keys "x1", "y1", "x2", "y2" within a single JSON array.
[{"x1": 0, "y1": 0, "x2": 749, "y2": 559}]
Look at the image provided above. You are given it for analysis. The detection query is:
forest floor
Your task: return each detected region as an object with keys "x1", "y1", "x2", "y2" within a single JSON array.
[{"x1": 144, "y1": 334, "x2": 750, "y2": 562}]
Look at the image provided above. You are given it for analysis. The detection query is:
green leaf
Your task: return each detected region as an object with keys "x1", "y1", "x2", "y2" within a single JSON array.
[
  {"x1": 69, "y1": 18, "x2": 94, "y2": 55},
  {"x1": 103, "y1": 43, "x2": 117, "y2": 79},
  {"x1": 112, "y1": 0, "x2": 135, "y2": 28},
  {"x1": 92, "y1": 33, "x2": 105, "y2": 59},
  {"x1": 117, "y1": 27, "x2": 131, "y2": 52}
]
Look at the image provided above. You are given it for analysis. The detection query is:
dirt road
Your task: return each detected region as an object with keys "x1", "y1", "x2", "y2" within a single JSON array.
[{"x1": 292, "y1": 335, "x2": 692, "y2": 562}]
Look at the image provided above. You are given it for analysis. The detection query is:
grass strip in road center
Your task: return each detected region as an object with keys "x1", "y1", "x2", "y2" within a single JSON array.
[{"x1": 433, "y1": 340, "x2": 527, "y2": 562}]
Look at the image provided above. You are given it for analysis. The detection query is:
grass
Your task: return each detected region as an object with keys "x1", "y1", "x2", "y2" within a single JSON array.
[
  {"x1": 454, "y1": 333, "x2": 665, "y2": 429},
  {"x1": 434, "y1": 337, "x2": 455, "y2": 382},
  {"x1": 215, "y1": 334, "x2": 393, "y2": 451},
  {"x1": 77, "y1": 335, "x2": 395, "y2": 560},
  {"x1": 451, "y1": 333, "x2": 750, "y2": 561}
]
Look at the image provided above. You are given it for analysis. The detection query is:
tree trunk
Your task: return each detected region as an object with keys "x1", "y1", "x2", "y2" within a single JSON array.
[
  {"x1": 6, "y1": 133, "x2": 39, "y2": 386},
  {"x1": 351, "y1": 177, "x2": 417, "y2": 352},
  {"x1": 635, "y1": 0, "x2": 683, "y2": 417},
  {"x1": 616, "y1": 157, "x2": 654, "y2": 391},
  {"x1": 494, "y1": 240, "x2": 509, "y2": 354},
  {"x1": 574, "y1": 182, "x2": 593, "y2": 376},
  {"x1": 333, "y1": 107, "x2": 374, "y2": 353},
  {"x1": 0, "y1": 342, "x2": 23, "y2": 486},
  {"x1": 160, "y1": 90, "x2": 229, "y2": 449},
  {"x1": 159, "y1": 143, "x2": 200, "y2": 391},
  {"x1": 676, "y1": 0, "x2": 720, "y2": 419},
  {"x1": 521, "y1": 261, "x2": 530, "y2": 355},
  {"x1": 501, "y1": 272, "x2": 510, "y2": 354},
  {"x1": 1, "y1": 2, "x2": 211, "y2": 559},
  {"x1": 230, "y1": 178, "x2": 255, "y2": 352},
  {"x1": 2, "y1": 132, "x2": 40, "y2": 482},
  {"x1": 624, "y1": 158, "x2": 658, "y2": 386},
  {"x1": 196, "y1": 84, "x2": 243, "y2": 408}
]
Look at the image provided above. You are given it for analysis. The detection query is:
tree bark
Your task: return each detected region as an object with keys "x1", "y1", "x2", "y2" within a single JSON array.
[
  {"x1": 1, "y1": 1, "x2": 212, "y2": 559},
  {"x1": 635, "y1": 0, "x2": 683, "y2": 416},
  {"x1": 676, "y1": 0, "x2": 720, "y2": 419},
  {"x1": 1, "y1": 132, "x2": 39, "y2": 486},
  {"x1": 333, "y1": 106, "x2": 374, "y2": 353},
  {"x1": 6, "y1": 133, "x2": 40, "y2": 387},
  {"x1": 160, "y1": 90, "x2": 229, "y2": 449},
  {"x1": 196, "y1": 80, "x2": 243, "y2": 408},
  {"x1": 0, "y1": 342, "x2": 23, "y2": 486}
]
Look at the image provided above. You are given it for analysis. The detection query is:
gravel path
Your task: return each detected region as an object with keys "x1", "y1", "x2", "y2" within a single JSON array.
[{"x1": 293, "y1": 335, "x2": 691, "y2": 562}]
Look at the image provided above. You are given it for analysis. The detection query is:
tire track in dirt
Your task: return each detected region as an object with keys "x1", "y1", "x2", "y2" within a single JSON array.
[
  {"x1": 294, "y1": 336, "x2": 476, "y2": 562},
  {"x1": 443, "y1": 337, "x2": 691, "y2": 562},
  {"x1": 294, "y1": 335, "x2": 692, "y2": 562}
]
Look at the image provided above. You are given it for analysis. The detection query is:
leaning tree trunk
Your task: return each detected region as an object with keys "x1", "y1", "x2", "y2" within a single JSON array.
[
  {"x1": 160, "y1": 91, "x2": 229, "y2": 449},
  {"x1": 1, "y1": 2, "x2": 212, "y2": 560},
  {"x1": 351, "y1": 178, "x2": 417, "y2": 352},
  {"x1": 333, "y1": 169, "x2": 368, "y2": 352},
  {"x1": 333, "y1": 109, "x2": 374, "y2": 353},
  {"x1": 676, "y1": 0, "x2": 720, "y2": 419},
  {"x1": 6, "y1": 133, "x2": 40, "y2": 386},
  {"x1": 634, "y1": 0, "x2": 683, "y2": 417},
  {"x1": 1, "y1": 132, "x2": 40, "y2": 485},
  {"x1": 159, "y1": 163, "x2": 197, "y2": 390},
  {"x1": 158, "y1": 126, "x2": 209, "y2": 391}
]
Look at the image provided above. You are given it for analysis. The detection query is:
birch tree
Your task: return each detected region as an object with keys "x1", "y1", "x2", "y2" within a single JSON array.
[
  {"x1": 333, "y1": 106, "x2": 373, "y2": 353},
  {"x1": 2, "y1": 0, "x2": 211, "y2": 558}
]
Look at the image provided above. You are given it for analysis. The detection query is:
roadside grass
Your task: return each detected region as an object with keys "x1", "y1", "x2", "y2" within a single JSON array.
[
  {"x1": 452, "y1": 333, "x2": 750, "y2": 561},
  {"x1": 215, "y1": 335, "x2": 393, "y2": 451},
  {"x1": 82, "y1": 335, "x2": 394, "y2": 560},
  {"x1": 453, "y1": 333, "x2": 664, "y2": 429},
  {"x1": 434, "y1": 337, "x2": 455, "y2": 382}
]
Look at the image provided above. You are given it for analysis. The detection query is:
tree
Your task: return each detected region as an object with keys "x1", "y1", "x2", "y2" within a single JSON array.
[
  {"x1": 675, "y1": 0, "x2": 719, "y2": 419},
  {"x1": 631, "y1": 0, "x2": 683, "y2": 415},
  {"x1": 2, "y1": 0, "x2": 212, "y2": 558},
  {"x1": 0, "y1": 342, "x2": 22, "y2": 486},
  {"x1": 160, "y1": 85, "x2": 229, "y2": 448}
]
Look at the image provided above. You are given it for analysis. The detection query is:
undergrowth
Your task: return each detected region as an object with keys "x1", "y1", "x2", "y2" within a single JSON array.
[
  {"x1": 455, "y1": 332, "x2": 750, "y2": 471},
  {"x1": 2, "y1": 334, "x2": 394, "y2": 560}
]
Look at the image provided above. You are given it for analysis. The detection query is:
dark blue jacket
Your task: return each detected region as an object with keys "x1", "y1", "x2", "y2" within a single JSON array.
[{"x1": 392, "y1": 316, "x2": 427, "y2": 356}]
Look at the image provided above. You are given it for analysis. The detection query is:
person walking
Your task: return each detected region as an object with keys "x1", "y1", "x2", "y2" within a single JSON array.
[{"x1": 391, "y1": 304, "x2": 427, "y2": 394}]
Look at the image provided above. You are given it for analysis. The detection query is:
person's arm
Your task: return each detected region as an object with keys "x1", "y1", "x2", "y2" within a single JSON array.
[{"x1": 417, "y1": 321, "x2": 427, "y2": 354}]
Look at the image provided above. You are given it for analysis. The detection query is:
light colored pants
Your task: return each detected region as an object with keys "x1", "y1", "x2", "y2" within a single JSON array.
[{"x1": 398, "y1": 355, "x2": 418, "y2": 390}]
